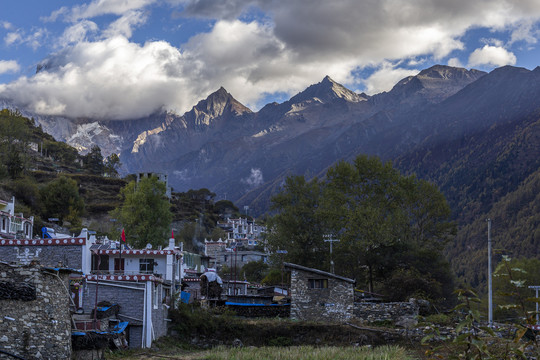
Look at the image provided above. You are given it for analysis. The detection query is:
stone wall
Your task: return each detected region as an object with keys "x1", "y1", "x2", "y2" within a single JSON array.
[
  {"x1": 0, "y1": 244, "x2": 83, "y2": 269},
  {"x1": 289, "y1": 268, "x2": 354, "y2": 322},
  {"x1": 354, "y1": 300, "x2": 419, "y2": 327},
  {"x1": 151, "y1": 284, "x2": 170, "y2": 341},
  {"x1": 0, "y1": 262, "x2": 72, "y2": 359}
]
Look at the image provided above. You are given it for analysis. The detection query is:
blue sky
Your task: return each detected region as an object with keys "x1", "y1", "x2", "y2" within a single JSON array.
[{"x1": 1, "y1": 0, "x2": 539, "y2": 120}]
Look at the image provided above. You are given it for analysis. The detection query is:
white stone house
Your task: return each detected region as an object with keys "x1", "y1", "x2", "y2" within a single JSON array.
[
  {"x1": 0, "y1": 197, "x2": 33, "y2": 240},
  {"x1": 216, "y1": 217, "x2": 266, "y2": 248},
  {"x1": 90, "y1": 237, "x2": 182, "y2": 283}
]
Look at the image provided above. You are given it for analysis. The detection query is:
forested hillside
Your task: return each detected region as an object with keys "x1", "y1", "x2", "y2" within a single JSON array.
[{"x1": 394, "y1": 80, "x2": 540, "y2": 291}]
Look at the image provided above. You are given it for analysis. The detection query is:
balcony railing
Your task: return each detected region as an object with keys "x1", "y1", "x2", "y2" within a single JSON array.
[{"x1": 90, "y1": 269, "x2": 163, "y2": 277}]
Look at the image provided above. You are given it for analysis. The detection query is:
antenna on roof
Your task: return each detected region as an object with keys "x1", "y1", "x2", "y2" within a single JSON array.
[{"x1": 146, "y1": 243, "x2": 152, "y2": 249}]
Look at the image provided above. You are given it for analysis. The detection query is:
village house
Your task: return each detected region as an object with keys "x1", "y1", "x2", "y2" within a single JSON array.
[
  {"x1": 204, "y1": 238, "x2": 227, "y2": 263},
  {"x1": 0, "y1": 196, "x2": 34, "y2": 240},
  {"x1": 84, "y1": 273, "x2": 171, "y2": 349},
  {"x1": 0, "y1": 261, "x2": 78, "y2": 359},
  {"x1": 181, "y1": 251, "x2": 212, "y2": 303},
  {"x1": 0, "y1": 228, "x2": 93, "y2": 310},
  {"x1": 84, "y1": 236, "x2": 182, "y2": 348},
  {"x1": 0, "y1": 224, "x2": 183, "y2": 349},
  {"x1": 136, "y1": 172, "x2": 172, "y2": 198},
  {"x1": 285, "y1": 262, "x2": 356, "y2": 322},
  {"x1": 210, "y1": 248, "x2": 268, "y2": 271},
  {"x1": 216, "y1": 217, "x2": 266, "y2": 248},
  {"x1": 222, "y1": 279, "x2": 249, "y2": 296}
]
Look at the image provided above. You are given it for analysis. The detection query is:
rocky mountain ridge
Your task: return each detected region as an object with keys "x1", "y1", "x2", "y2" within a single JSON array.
[{"x1": 3, "y1": 64, "x2": 540, "y2": 289}]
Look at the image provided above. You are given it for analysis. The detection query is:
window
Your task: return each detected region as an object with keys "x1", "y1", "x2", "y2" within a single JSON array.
[
  {"x1": 140, "y1": 259, "x2": 154, "y2": 274},
  {"x1": 308, "y1": 279, "x2": 328, "y2": 289},
  {"x1": 10, "y1": 217, "x2": 21, "y2": 234},
  {"x1": 114, "y1": 258, "x2": 125, "y2": 273}
]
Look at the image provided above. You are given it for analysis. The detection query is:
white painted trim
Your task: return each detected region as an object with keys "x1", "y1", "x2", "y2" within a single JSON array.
[
  {"x1": 145, "y1": 281, "x2": 153, "y2": 348},
  {"x1": 85, "y1": 281, "x2": 145, "y2": 291}
]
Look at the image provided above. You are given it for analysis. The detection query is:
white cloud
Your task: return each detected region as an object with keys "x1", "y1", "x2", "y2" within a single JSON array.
[
  {"x1": 60, "y1": 21, "x2": 99, "y2": 46},
  {"x1": 242, "y1": 168, "x2": 264, "y2": 187},
  {"x1": 1, "y1": 21, "x2": 13, "y2": 30},
  {"x1": 363, "y1": 62, "x2": 419, "y2": 95},
  {"x1": 447, "y1": 57, "x2": 464, "y2": 67},
  {"x1": 4, "y1": 31, "x2": 22, "y2": 46},
  {"x1": 468, "y1": 45, "x2": 517, "y2": 67},
  {"x1": 4, "y1": 28, "x2": 47, "y2": 50},
  {"x1": 0, "y1": 60, "x2": 20, "y2": 75},
  {"x1": 509, "y1": 19, "x2": 539, "y2": 44},
  {"x1": 62, "y1": 0, "x2": 156, "y2": 22},
  {"x1": 1, "y1": 36, "x2": 196, "y2": 120},
  {"x1": 103, "y1": 10, "x2": 148, "y2": 38},
  {"x1": 3, "y1": 0, "x2": 540, "y2": 119}
]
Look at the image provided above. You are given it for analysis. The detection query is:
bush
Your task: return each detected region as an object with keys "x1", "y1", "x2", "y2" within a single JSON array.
[
  {"x1": 10, "y1": 177, "x2": 42, "y2": 212},
  {"x1": 169, "y1": 303, "x2": 244, "y2": 341}
]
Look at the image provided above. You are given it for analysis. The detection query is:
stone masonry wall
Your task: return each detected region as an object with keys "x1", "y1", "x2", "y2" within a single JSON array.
[
  {"x1": 290, "y1": 269, "x2": 354, "y2": 322},
  {"x1": 354, "y1": 300, "x2": 419, "y2": 325},
  {"x1": 0, "y1": 263, "x2": 72, "y2": 359},
  {"x1": 151, "y1": 283, "x2": 170, "y2": 342},
  {"x1": 0, "y1": 245, "x2": 83, "y2": 269}
]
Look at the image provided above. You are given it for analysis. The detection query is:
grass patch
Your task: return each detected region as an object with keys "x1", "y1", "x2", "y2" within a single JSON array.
[
  {"x1": 202, "y1": 345, "x2": 413, "y2": 360},
  {"x1": 420, "y1": 313, "x2": 453, "y2": 326}
]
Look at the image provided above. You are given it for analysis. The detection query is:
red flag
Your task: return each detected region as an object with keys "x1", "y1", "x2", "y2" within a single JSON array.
[
  {"x1": 171, "y1": 229, "x2": 174, "y2": 238},
  {"x1": 121, "y1": 228, "x2": 126, "y2": 243}
]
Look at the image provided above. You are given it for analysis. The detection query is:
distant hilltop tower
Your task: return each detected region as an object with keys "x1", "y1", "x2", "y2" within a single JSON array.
[{"x1": 136, "y1": 172, "x2": 172, "y2": 199}]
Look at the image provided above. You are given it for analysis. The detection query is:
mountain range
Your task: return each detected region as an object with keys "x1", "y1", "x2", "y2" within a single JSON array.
[
  {"x1": 120, "y1": 65, "x2": 488, "y2": 212},
  {"x1": 2, "y1": 64, "x2": 540, "y2": 289}
]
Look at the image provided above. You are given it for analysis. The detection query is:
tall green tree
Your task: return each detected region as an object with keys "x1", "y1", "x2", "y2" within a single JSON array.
[
  {"x1": 0, "y1": 109, "x2": 30, "y2": 179},
  {"x1": 267, "y1": 155, "x2": 456, "y2": 303},
  {"x1": 321, "y1": 156, "x2": 408, "y2": 292},
  {"x1": 84, "y1": 145, "x2": 104, "y2": 175},
  {"x1": 104, "y1": 153, "x2": 121, "y2": 177},
  {"x1": 266, "y1": 175, "x2": 326, "y2": 269},
  {"x1": 113, "y1": 176, "x2": 172, "y2": 249},
  {"x1": 241, "y1": 260, "x2": 269, "y2": 283},
  {"x1": 40, "y1": 176, "x2": 84, "y2": 227}
]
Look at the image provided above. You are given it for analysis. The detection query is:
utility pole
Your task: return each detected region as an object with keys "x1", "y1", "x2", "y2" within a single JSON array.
[
  {"x1": 487, "y1": 218, "x2": 493, "y2": 327},
  {"x1": 529, "y1": 286, "x2": 540, "y2": 325},
  {"x1": 324, "y1": 234, "x2": 340, "y2": 274},
  {"x1": 276, "y1": 250, "x2": 288, "y2": 289}
]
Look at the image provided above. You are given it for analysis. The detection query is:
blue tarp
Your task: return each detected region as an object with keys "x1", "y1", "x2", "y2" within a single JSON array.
[
  {"x1": 180, "y1": 291, "x2": 190, "y2": 304},
  {"x1": 72, "y1": 321, "x2": 129, "y2": 336},
  {"x1": 225, "y1": 302, "x2": 290, "y2": 307}
]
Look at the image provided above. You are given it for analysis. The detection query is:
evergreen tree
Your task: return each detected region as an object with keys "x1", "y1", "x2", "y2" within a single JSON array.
[
  {"x1": 0, "y1": 109, "x2": 30, "y2": 179},
  {"x1": 40, "y1": 176, "x2": 84, "y2": 227},
  {"x1": 84, "y1": 145, "x2": 104, "y2": 175},
  {"x1": 104, "y1": 153, "x2": 121, "y2": 177},
  {"x1": 113, "y1": 176, "x2": 172, "y2": 249}
]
